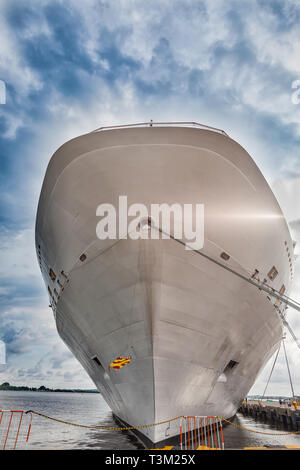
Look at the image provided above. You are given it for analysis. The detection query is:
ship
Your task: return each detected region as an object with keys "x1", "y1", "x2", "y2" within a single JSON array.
[{"x1": 35, "y1": 122, "x2": 294, "y2": 444}]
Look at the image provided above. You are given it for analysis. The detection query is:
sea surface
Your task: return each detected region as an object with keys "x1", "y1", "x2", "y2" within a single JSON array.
[{"x1": 0, "y1": 391, "x2": 300, "y2": 450}]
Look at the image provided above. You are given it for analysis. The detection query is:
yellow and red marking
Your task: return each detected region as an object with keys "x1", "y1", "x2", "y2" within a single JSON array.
[{"x1": 109, "y1": 356, "x2": 132, "y2": 370}]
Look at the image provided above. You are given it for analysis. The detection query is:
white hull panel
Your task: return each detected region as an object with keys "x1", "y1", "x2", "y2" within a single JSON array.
[{"x1": 36, "y1": 126, "x2": 293, "y2": 443}]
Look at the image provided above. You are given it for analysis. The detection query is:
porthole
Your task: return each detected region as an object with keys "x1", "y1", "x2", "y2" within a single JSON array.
[
  {"x1": 220, "y1": 252, "x2": 230, "y2": 261},
  {"x1": 92, "y1": 356, "x2": 105, "y2": 372},
  {"x1": 223, "y1": 360, "x2": 239, "y2": 375},
  {"x1": 279, "y1": 285, "x2": 285, "y2": 296},
  {"x1": 268, "y1": 266, "x2": 278, "y2": 281}
]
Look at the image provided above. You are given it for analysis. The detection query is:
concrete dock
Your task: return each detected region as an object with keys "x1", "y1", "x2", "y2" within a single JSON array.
[{"x1": 240, "y1": 400, "x2": 300, "y2": 431}]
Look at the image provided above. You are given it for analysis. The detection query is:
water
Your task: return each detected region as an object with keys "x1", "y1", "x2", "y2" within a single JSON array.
[
  {"x1": 1, "y1": 391, "x2": 300, "y2": 450},
  {"x1": 221, "y1": 413, "x2": 300, "y2": 449},
  {"x1": 0, "y1": 391, "x2": 143, "y2": 450}
]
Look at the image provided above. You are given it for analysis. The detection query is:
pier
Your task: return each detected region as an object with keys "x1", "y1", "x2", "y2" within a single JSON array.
[{"x1": 240, "y1": 400, "x2": 300, "y2": 431}]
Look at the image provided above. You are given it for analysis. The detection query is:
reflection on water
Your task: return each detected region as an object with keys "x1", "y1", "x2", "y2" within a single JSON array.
[
  {"x1": 0, "y1": 391, "x2": 142, "y2": 450},
  {"x1": 0, "y1": 391, "x2": 299, "y2": 449},
  {"x1": 223, "y1": 412, "x2": 300, "y2": 449}
]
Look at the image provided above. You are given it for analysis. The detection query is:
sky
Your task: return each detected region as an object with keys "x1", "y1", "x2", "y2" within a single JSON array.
[{"x1": 0, "y1": 0, "x2": 299, "y2": 395}]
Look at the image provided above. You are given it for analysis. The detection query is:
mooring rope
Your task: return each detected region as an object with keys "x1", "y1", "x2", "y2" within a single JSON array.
[
  {"x1": 261, "y1": 343, "x2": 281, "y2": 401},
  {"x1": 25, "y1": 410, "x2": 300, "y2": 436},
  {"x1": 282, "y1": 338, "x2": 296, "y2": 399},
  {"x1": 25, "y1": 410, "x2": 184, "y2": 431},
  {"x1": 217, "y1": 416, "x2": 300, "y2": 436}
]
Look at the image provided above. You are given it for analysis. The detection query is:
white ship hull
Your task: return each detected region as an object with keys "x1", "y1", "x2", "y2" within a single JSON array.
[{"x1": 36, "y1": 125, "x2": 294, "y2": 443}]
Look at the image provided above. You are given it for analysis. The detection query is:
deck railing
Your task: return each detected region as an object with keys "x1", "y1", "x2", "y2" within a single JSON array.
[{"x1": 91, "y1": 121, "x2": 228, "y2": 136}]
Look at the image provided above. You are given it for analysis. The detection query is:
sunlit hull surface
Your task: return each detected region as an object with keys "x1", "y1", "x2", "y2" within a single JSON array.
[{"x1": 36, "y1": 126, "x2": 294, "y2": 443}]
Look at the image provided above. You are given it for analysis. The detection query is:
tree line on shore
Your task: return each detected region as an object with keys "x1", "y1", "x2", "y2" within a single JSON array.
[{"x1": 0, "y1": 382, "x2": 99, "y2": 393}]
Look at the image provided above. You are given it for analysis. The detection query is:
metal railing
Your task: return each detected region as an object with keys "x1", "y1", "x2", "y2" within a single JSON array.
[
  {"x1": 180, "y1": 416, "x2": 224, "y2": 450},
  {"x1": 91, "y1": 121, "x2": 228, "y2": 136},
  {"x1": 0, "y1": 410, "x2": 32, "y2": 450}
]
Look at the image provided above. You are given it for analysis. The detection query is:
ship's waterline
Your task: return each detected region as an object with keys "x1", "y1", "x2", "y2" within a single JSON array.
[{"x1": 35, "y1": 124, "x2": 294, "y2": 443}]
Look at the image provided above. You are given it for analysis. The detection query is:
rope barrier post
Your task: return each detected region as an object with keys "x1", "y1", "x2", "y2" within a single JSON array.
[
  {"x1": 211, "y1": 417, "x2": 215, "y2": 448},
  {"x1": 199, "y1": 417, "x2": 203, "y2": 449},
  {"x1": 3, "y1": 411, "x2": 14, "y2": 450},
  {"x1": 207, "y1": 416, "x2": 211, "y2": 449},
  {"x1": 14, "y1": 411, "x2": 24, "y2": 450},
  {"x1": 204, "y1": 417, "x2": 207, "y2": 448},
  {"x1": 219, "y1": 418, "x2": 224, "y2": 450},
  {"x1": 207, "y1": 417, "x2": 211, "y2": 449},
  {"x1": 180, "y1": 418, "x2": 183, "y2": 450},
  {"x1": 193, "y1": 416, "x2": 197, "y2": 449},
  {"x1": 215, "y1": 417, "x2": 221, "y2": 450},
  {"x1": 215, "y1": 417, "x2": 220, "y2": 450},
  {"x1": 188, "y1": 417, "x2": 192, "y2": 449},
  {"x1": 212, "y1": 416, "x2": 218, "y2": 449},
  {"x1": 198, "y1": 416, "x2": 201, "y2": 447},
  {"x1": 26, "y1": 412, "x2": 33, "y2": 443},
  {"x1": 198, "y1": 417, "x2": 202, "y2": 449}
]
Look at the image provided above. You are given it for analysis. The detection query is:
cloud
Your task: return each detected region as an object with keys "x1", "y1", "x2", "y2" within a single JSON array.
[{"x1": 0, "y1": 300, "x2": 94, "y2": 388}]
